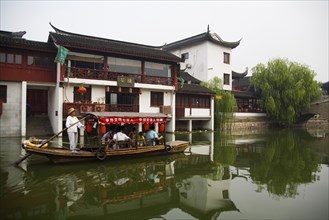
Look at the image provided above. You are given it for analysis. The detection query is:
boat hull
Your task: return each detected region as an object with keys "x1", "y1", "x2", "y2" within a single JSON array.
[{"x1": 23, "y1": 141, "x2": 189, "y2": 164}]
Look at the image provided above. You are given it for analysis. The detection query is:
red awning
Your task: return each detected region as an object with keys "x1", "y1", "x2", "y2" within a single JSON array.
[
  {"x1": 98, "y1": 116, "x2": 166, "y2": 124},
  {"x1": 86, "y1": 112, "x2": 168, "y2": 125}
]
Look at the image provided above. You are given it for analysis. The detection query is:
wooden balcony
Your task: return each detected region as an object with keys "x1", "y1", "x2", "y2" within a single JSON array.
[
  {"x1": 64, "y1": 67, "x2": 173, "y2": 86},
  {"x1": 63, "y1": 102, "x2": 139, "y2": 116}
]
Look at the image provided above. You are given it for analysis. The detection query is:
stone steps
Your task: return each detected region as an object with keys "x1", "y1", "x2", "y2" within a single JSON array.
[{"x1": 26, "y1": 116, "x2": 54, "y2": 137}]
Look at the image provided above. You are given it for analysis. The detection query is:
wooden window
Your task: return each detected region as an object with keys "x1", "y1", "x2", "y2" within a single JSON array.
[
  {"x1": 181, "y1": 52, "x2": 189, "y2": 60},
  {"x1": 0, "y1": 85, "x2": 7, "y2": 103},
  {"x1": 0, "y1": 53, "x2": 5, "y2": 63},
  {"x1": 151, "y1": 92, "x2": 163, "y2": 107},
  {"x1": 7, "y1": 54, "x2": 14, "y2": 63},
  {"x1": 224, "y1": 73, "x2": 230, "y2": 85},
  {"x1": 223, "y1": 52, "x2": 230, "y2": 64},
  {"x1": 27, "y1": 55, "x2": 54, "y2": 68},
  {"x1": 74, "y1": 86, "x2": 91, "y2": 103},
  {"x1": 0, "y1": 53, "x2": 22, "y2": 64},
  {"x1": 191, "y1": 95, "x2": 210, "y2": 108}
]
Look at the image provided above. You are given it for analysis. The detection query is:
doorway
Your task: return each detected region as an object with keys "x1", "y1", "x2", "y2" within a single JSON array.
[{"x1": 27, "y1": 89, "x2": 48, "y2": 116}]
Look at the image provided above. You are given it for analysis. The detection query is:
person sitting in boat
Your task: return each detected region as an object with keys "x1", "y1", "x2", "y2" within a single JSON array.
[
  {"x1": 145, "y1": 124, "x2": 163, "y2": 146},
  {"x1": 128, "y1": 126, "x2": 138, "y2": 147},
  {"x1": 102, "y1": 125, "x2": 116, "y2": 151},
  {"x1": 138, "y1": 131, "x2": 146, "y2": 147},
  {"x1": 113, "y1": 126, "x2": 131, "y2": 149},
  {"x1": 66, "y1": 108, "x2": 84, "y2": 153}
]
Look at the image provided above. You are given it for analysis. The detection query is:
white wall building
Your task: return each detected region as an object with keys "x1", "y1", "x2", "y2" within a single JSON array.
[{"x1": 163, "y1": 29, "x2": 241, "y2": 91}]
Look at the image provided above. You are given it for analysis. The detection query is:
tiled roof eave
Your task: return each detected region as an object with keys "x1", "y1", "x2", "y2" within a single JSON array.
[{"x1": 59, "y1": 42, "x2": 181, "y2": 63}]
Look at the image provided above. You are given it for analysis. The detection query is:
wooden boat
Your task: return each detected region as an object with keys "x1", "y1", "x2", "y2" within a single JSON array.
[{"x1": 22, "y1": 112, "x2": 189, "y2": 164}]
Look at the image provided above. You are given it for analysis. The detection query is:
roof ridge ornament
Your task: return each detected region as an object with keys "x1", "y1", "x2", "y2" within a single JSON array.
[{"x1": 207, "y1": 24, "x2": 210, "y2": 33}]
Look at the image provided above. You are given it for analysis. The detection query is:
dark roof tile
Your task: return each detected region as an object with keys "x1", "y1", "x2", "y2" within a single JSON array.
[
  {"x1": 48, "y1": 31, "x2": 182, "y2": 63},
  {"x1": 178, "y1": 83, "x2": 215, "y2": 95},
  {"x1": 0, "y1": 34, "x2": 56, "y2": 52},
  {"x1": 163, "y1": 32, "x2": 240, "y2": 51},
  {"x1": 180, "y1": 71, "x2": 201, "y2": 84}
]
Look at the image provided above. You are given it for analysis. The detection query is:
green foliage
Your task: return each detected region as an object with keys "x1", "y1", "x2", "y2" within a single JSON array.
[
  {"x1": 201, "y1": 77, "x2": 237, "y2": 131},
  {"x1": 251, "y1": 58, "x2": 322, "y2": 126},
  {"x1": 249, "y1": 129, "x2": 320, "y2": 198}
]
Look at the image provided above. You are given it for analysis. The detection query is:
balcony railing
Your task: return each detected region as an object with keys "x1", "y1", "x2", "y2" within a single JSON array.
[
  {"x1": 64, "y1": 67, "x2": 173, "y2": 86},
  {"x1": 63, "y1": 102, "x2": 139, "y2": 116}
]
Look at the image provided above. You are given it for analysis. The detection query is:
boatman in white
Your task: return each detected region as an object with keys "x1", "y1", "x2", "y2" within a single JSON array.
[{"x1": 66, "y1": 108, "x2": 84, "y2": 153}]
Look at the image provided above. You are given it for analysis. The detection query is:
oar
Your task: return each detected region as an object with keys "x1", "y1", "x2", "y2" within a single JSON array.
[{"x1": 14, "y1": 114, "x2": 94, "y2": 166}]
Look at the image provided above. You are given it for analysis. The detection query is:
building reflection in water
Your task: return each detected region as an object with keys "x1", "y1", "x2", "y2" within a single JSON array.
[{"x1": 0, "y1": 150, "x2": 238, "y2": 220}]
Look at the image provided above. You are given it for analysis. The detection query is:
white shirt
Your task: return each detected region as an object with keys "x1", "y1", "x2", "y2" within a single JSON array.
[
  {"x1": 66, "y1": 116, "x2": 84, "y2": 133},
  {"x1": 113, "y1": 132, "x2": 130, "y2": 141}
]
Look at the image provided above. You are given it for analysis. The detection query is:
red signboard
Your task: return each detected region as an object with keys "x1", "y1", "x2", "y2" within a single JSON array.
[{"x1": 98, "y1": 117, "x2": 166, "y2": 125}]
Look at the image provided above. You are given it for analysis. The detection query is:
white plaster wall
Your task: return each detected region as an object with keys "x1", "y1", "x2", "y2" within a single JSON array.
[
  {"x1": 63, "y1": 84, "x2": 74, "y2": 102},
  {"x1": 0, "y1": 81, "x2": 22, "y2": 137},
  {"x1": 184, "y1": 108, "x2": 211, "y2": 117},
  {"x1": 234, "y1": 112, "x2": 267, "y2": 117},
  {"x1": 91, "y1": 85, "x2": 105, "y2": 103},
  {"x1": 170, "y1": 42, "x2": 208, "y2": 82},
  {"x1": 163, "y1": 91, "x2": 172, "y2": 106},
  {"x1": 139, "y1": 90, "x2": 159, "y2": 113},
  {"x1": 207, "y1": 41, "x2": 232, "y2": 91}
]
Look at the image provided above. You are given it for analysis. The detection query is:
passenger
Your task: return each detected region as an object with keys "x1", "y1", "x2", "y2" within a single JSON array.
[
  {"x1": 128, "y1": 126, "x2": 138, "y2": 147},
  {"x1": 113, "y1": 126, "x2": 130, "y2": 149},
  {"x1": 138, "y1": 132, "x2": 146, "y2": 147},
  {"x1": 102, "y1": 125, "x2": 116, "y2": 151},
  {"x1": 145, "y1": 124, "x2": 159, "y2": 146}
]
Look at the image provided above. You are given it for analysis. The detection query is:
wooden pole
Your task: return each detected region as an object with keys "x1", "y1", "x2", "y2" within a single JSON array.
[{"x1": 14, "y1": 114, "x2": 93, "y2": 166}]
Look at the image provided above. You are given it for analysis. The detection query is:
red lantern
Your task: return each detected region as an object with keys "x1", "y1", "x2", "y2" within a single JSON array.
[
  {"x1": 99, "y1": 124, "x2": 106, "y2": 135},
  {"x1": 159, "y1": 123, "x2": 165, "y2": 132},
  {"x1": 78, "y1": 86, "x2": 87, "y2": 94},
  {"x1": 86, "y1": 123, "x2": 92, "y2": 133},
  {"x1": 139, "y1": 88, "x2": 142, "y2": 94},
  {"x1": 118, "y1": 87, "x2": 122, "y2": 93},
  {"x1": 143, "y1": 123, "x2": 150, "y2": 131},
  {"x1": 129, "y1": 88, "x2": 132, "y2": 94},
  {"x1": 105, "y1": 86, "x2": 110, "y2": 92}
]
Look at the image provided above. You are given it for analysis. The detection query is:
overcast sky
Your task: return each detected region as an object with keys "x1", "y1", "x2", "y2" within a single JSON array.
[{"x1": 1, "y1": 0, "x2": 328, "y2": 82}]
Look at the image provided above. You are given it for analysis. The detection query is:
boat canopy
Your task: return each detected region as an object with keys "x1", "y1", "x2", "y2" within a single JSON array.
[{"x1": 86, "y1": 112, "x2": 167, "y2": 124}]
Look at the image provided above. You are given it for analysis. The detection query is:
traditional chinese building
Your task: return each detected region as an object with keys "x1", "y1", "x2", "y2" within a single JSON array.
[
  {"x1": 163, "y1": 26, "x2": 241, "y2": 91},
  {"x1": 0, "y1": 30, "x2": 57, "y2": 137}
]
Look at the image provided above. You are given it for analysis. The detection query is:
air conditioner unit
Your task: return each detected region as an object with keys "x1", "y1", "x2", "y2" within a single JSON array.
[{"x1": 160, "y1": 106, "x2": 171, "y2": 115}]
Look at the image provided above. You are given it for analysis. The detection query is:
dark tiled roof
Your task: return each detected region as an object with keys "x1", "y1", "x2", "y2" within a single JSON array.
[
  {"x1": 180, "y1": 71, "x2": 201, "y2": 84},
  {"x1": 48, "y1": 26, "x2": 182, "y2": 63},
  {"x1": 178, "y1": 83, "x2": 215, "y2": 95},
  {"x1": 163, "y1": 32, "x2": 240, "y2": 51},
  {"x1": 0, "y1": 32, "x2": 56, "y2": 52},
  {"x1": 232, "y1": 68, "x2": 248, "y2": 80}
]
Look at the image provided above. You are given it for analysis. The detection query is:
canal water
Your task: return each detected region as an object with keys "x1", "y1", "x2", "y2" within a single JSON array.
[{"x1": 0, "y1": 129, "x2": 328, "y2": 220}]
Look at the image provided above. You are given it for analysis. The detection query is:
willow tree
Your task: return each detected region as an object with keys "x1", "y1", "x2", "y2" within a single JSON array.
[
  {"x1": 201, "y1": 77, "x2": 237, "y2": 131},
  {"x1": 251, "y1": 58, "x2": 322, "y2": 126}
]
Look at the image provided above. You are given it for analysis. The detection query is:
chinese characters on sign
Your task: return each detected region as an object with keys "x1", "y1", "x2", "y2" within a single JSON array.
[
  {"x1": 54, "y1": 46, "x2": 69, "y2": 64},
  {"x1": 117, "y1": 76, "x2": 135, "y2": 87},
  {"x1": 99, "y1": 117, "x2": 166, "y2": 124}
]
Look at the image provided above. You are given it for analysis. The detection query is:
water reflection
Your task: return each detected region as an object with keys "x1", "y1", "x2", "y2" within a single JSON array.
[
  {"x1": 1, "y1": 153, "x2": 238, "y2": 220},
  {"x1": 231, "y1": 129, "x2": 323, "y2": 198},
  {"x1": 0, "y1": 128, "x2": 328, "y2": 220}
]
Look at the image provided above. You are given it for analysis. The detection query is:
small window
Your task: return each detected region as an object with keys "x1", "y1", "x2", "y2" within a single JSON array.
[
  {"x1": 181, "y1": 52, "x2": 189, "y2": 60},
  {"x1": 224, "y1": 73, "x2": 230, "y2": 85},
  {"x1": 151, "y1": 92, "x2": 163, "y2": 107},
  {"x1": 0, "y1": 53, "x2": 6, "y2": 63},
  {"x1": 222, "y1": 190, "x2": 229, "y2": 199},
  {"x1": 15, "y1": 54, "x2": 22, "y2": 64},
  {"x1": 27, "y1": 56, "x2": 34, "y2": 65},
  {"x1": 0, "y1": 85, "x2": 7, "y2": 103},
  {"x1": 223, "y1": 52, "x2": 230, "y2": 64},
  {"x1": 7, "y1": 54, "x2": 14, "y2": 63}
]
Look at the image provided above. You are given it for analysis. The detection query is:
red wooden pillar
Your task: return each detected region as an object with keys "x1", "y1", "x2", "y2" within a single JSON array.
[
  {"x1": 60, "y1": 64, "x2": 65, "y2": 81},
  {"x1": 172, "y1": 63, "x2": 179, "y2": 90},
  {"x1": 141, "y1": 61, "x2": 145, "y2": 83},
  {"x1": 103, "y1": 56, "x2": 108, "y2": 80}
]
